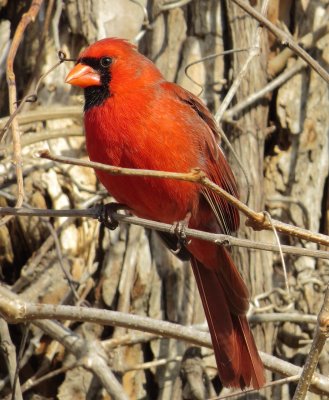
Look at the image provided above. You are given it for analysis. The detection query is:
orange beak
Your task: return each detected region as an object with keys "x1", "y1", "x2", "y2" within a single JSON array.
[{"x1": 65, "y1": 64, "x2": 101, "y2": 88}]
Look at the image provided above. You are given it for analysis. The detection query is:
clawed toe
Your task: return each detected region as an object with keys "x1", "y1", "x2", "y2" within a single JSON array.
[
  {"x1": 97, "y1": 202, "x2": 129, "y2": 230},
  {"x1": 170, "y1": 212, "x2": 192, "y2": 247}
]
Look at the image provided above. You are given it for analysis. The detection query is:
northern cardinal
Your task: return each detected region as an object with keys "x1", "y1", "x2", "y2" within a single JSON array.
[{"x1": 65, "y1": 38, "x2": 265, "y2": 389}]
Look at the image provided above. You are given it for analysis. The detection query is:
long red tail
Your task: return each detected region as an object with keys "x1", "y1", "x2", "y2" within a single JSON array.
[{"x1": 190, "y1": 246, "x2": 265, "y2": 389}]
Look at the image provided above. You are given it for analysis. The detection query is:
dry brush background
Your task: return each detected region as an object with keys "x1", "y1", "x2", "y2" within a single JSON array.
[{"x1": 0, "y1": 0, "x2": 329, "y2": 399}]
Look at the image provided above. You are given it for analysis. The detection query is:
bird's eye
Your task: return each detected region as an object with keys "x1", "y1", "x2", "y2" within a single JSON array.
[{"x1": 100, "y1": 57, "x2": 112, "y2": 68}]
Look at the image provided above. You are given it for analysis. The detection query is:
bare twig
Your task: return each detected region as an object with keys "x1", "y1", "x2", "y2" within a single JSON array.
[
  {"x1": 263, "y1": 211, "x2": 290, "y2": 295},
  {"x1": 231, "y1": 0, "x2": 329, "y2": 84},
  {"x1": 268, "y1": 22, "x2": 329, "y2": 76},
  {"x1": 4, "y1": 0, "x2": 44, "y2": 213},
  {"x1": 22, "y1": 0, "x2": 56, "y2": 101},
  {"x1": 1, "y1": 56, "x2": 75, "y2": 142},
  {"x1": 184, "y1": 49, "x2": 243, "y2": 96},
  {"x1": 102, "y1": 332, "x2": 158, "y2": 349},
  {"x1": 160, "y1": 0, "x2": 193, "y2": 11},
  {"x1": 0, "y1": 319, "x2": 23, "y2": 400},
  {"x1": 11, "y1": 325, "x2": 29, "y2": 400},
  {"x1": 218, "y1": 375, "x2": 300, "y2": 399},
  {"x1": 123, "y1": 354, "x2": 183, "y2": 372},
  {"x1": 215, "y1": 0, "x2": 270, "y2": 122},
  {"x1": 36, "y1": 150, "x2": 329, "y2": 247},
  {"x1": 0, "y1": 128, "x2": 82, "y2": 158},
  {"x1": 249, "y1": 313, "x2": 317, "y2": 325},
  {"x1": 21, "y1": 362, "x2": 77, "y2": 393},
  {"x1": 0, "y1": 107, "x2": 81, "y2": 131},
  {"x1": 292, "y1": 284, "x2": 329, "y2": 400},
  {"x1": 223, "y1": 61, "x2": 306, "y2": 121},
  {"x1": 0, "y1": 206, "x2": 329, "y2": 260}
]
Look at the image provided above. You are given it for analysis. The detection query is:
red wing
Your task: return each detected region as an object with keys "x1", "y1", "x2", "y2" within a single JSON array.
[{"x1": 167, "y1": 83, "x2": 240, "y2": 233}]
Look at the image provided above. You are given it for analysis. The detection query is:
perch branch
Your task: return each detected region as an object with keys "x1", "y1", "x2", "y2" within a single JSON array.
[
  {"x1": 0, "y1": 206, "x2": 328, "y2": 260},
  {"x1": 36, "y1": 150, "x2": 329, "y2": 247}
]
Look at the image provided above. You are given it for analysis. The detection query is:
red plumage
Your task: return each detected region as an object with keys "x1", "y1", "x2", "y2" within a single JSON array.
[{"x1": 66, "y1": 38, "x2": 265, "y2": 389}]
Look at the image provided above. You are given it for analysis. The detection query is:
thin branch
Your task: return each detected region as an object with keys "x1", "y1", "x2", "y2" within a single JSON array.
[
  {"x1": 218, "y1": 375, "x2": 300, "y2": 399},
  {"x1": 1, "y1": 55, "x2": 75, "y2": 142},
  {"x1": 0, "y1": 293, "x2": 211, "y2": 348},
  {"x1": 123, "y1": 354, "x2": 183, "y2": 372},
  {"x1": 0, "y1": 319, "x2": 23, "y2": 400},
  {"x1": 36, "y1": 150, "x2": 329, "y2": 247},
  {"x1": 215, "y1": 0, "x2": 270, "y2": 122},
  {"x1": 0, "y1": 206, "x2": 328, "y2": 260},
  {"x1": 11, "y1": 325, "x2": 29, "y2": 400},
  {"x1": 160, "y1": 0, "x2": 193, "y2": 11},
  {"x1": 268, "y1": 22, "x2": 329, "y2": 76},
  {"x1": 21, "y1": 363, "x2": 77, "y2": 393},
  {"x1": 223, "y1": 61, "x2": 306, "y2": 121},
  {"x1": 0, "y1": 107, "x2": 81, "y2": 131},
  {"x1": 264, "y1": 211, "x2": 290, "y2": 295},
  {"x1": 184, "y1": 49, "x2": 244, "y2": 96},
  {"x1": 4, "y1": 0, "x2": 44, "y2": 211},
  {"x1": 249, "y1": 313, "x2": 317, "y2": 325},
  {"x1": 231, "y1": 0, "x2": 329, "y2": 84},
  {"x1": 292, "y1": 284, "x2": 329, "y2": 400}
]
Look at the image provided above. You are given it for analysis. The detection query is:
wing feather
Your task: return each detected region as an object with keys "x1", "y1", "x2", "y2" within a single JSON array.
[{"x1": 167, "y1": 83, "x2": 240, "y2": 233}]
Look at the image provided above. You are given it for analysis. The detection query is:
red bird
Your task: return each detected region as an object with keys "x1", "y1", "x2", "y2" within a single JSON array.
[{"x1": 65, "y1": 38, "x2": 265, "y2": 389}]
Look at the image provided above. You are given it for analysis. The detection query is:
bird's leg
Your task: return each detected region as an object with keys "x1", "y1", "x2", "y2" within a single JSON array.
[
  {"x1": 170, "y1": 212, "x2": 192, "y2": 250},
  {"x1": 97, "y1": 202, "x2": 129, "y2": 230}
]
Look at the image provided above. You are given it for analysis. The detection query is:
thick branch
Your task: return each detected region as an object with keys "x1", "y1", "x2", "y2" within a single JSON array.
[
  {"x1": 0, "y1": 287, "x2": 329, "y2": 396},
  {"x1": 0, "y1": 287, "x2": 128, "y2": 400}
]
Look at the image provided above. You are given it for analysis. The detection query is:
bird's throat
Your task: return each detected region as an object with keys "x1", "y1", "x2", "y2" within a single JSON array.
[{"x1": 84, "y1": 85, "x2": 111, "y2": 111}]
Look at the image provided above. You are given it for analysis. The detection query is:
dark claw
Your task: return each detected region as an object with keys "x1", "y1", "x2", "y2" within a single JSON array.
[
  {"x1": 97, "y1": 202, "x2": 128, "y2": 230},
  {"x1": 170, "y1": 213, "x2": 192, "y2": 247},
  {"x1": 171, "y1": 239, "x2": 183, "y2": 255}
]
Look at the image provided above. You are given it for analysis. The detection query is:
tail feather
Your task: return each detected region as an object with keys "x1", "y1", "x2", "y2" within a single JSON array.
[
  {"x1": 236, "y1": 315, "x2": 265, "y2": 389},
  {"x1": 190, "y1": 250, "x2": 265, "y2": 389},
  {"x1": 188, "y1": 238, "x2": 250, "y2": 315}
]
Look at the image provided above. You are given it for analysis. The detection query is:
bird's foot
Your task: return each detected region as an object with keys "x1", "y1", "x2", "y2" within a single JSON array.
[
  {"x1": 170, "y1": 212, "x2": 192, "y2": 247},
  {"x1": 97, "y1": 202, "x2": 129, "y2": 230}
]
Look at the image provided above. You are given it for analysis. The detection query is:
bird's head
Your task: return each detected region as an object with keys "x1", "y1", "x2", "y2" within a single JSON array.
[{"x1": 65, "y1": 38, "x2": 163, "y2": 111}]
